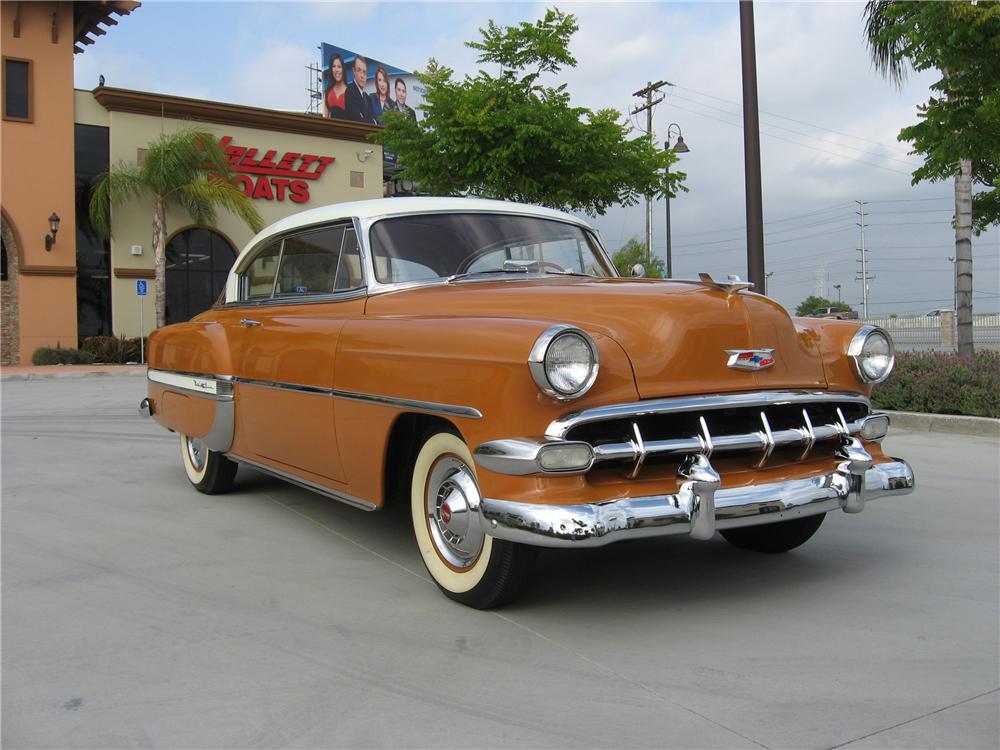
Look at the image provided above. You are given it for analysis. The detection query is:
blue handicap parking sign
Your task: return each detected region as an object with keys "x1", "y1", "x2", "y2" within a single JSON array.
[{"x1": 136, "y1": 280, "x2": 148, "y2": 296}]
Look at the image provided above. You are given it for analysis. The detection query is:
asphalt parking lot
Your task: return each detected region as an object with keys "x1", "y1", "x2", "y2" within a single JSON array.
[{"x1": 2, "y1": 374, "x2": 998, "y2": 749}]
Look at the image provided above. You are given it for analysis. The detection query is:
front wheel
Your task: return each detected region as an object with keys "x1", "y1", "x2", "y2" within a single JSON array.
[
  {"x1": 410, "y1": 431, "x2": 536, "y2": 609},
  {"x1": 180, "y1": 433, "x2": 238, "y2": 495},
  {"x1": 720, "y1": 513, "x2": 825, "y2": 553}
]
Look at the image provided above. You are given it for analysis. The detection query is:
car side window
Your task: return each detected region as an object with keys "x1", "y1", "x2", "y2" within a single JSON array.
[
  {"x1": 239, "y1": 223, "x2": 363, "y2": 302},
  {"x1": 244, "y1": 241, "x2": 282, "y2": 299},
  {"x1": 275, "y1": 226, "x2": 344, "y2": 297}
]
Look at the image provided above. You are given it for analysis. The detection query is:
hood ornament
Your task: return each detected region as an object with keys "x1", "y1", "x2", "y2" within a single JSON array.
[
  {"x1": 699, "y1": 273, "x2": 754, "y2": 295},
  {"x1": 726, "y1": 349, "x2": 775, "y2": 370}
]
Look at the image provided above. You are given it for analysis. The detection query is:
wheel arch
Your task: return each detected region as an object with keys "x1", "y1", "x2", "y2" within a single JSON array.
[{"x1": 382, "y1": 412, "x2": 460, "y2": 509}]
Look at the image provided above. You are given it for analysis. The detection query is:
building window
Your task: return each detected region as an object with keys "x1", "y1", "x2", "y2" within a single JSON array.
[
  {"x1": 3, "y1": 58, "x2": 31, "y2": 121},
  {"x1": 1, "y1": 236, "x2": 8, "y2": 281},
  {"x1": 76, "y1": 124, "x2": 111, "y2": 339},
  {"x1": 166, "y1": 228, "x2": 236, "y2": 324}
]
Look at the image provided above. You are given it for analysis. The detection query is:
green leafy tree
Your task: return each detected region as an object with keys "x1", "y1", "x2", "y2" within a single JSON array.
[
  {"x1": 612, "y1": 237, "x2": 664, "y2": 278},
  {"x1": 373, "y1": 8, "x2": 685, "y2": 215},
  {"x1": 90, "y1": 127, "x2": 264, "y2": 329},
  {"x1": 794, "y1": 296, "x2": 854, "y2": 317},
  {"x1": 863, "y1": 0, "x2": 1000, "y2": 355}
]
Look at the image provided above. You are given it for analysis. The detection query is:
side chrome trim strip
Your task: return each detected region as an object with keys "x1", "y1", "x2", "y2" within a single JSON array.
[
  {"x1": 235, "y1": 377, "x2": 484, "y2": 419},
  {"x1": 148, "y1": 369, "x2": 234, "y2": 400},
  {"x1": 330, "y1": 388, "x2": 483, "y2": 420},
  {"x1": 150, "y1": 369, "x2": 482, "y2": 420},
  {"x1": 546, "y1": 390, "x2": 871, "y2": 439},
  {"x1": 229, "y1": 456, "x2": 376, "y2": 511}
]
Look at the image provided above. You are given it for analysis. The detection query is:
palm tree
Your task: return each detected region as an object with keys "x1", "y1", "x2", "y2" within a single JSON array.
[
  {"x1": 863, "y1": 0, "x2": 975, "y2": 355},
  {"x1": 90, "y1": 127, "x2": 264, "y2": 329}
]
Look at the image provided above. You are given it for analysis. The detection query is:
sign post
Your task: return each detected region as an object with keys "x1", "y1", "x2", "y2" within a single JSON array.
[{"x1": 136, "y1": 280, "x2": 148, "y2": 364}]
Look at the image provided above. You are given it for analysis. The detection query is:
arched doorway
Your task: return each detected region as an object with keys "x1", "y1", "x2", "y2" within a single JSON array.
[
  {"x1": 165, "y1": 228, "x2": 237, "y2": 325},
  {"x1": 1, "y1": 212, "x2": 21, "y2": 366}
]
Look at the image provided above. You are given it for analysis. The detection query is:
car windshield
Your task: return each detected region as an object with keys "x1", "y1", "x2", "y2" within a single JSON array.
[{"x1": 368, "y1": 213, "x2": 613, "y2": 284}]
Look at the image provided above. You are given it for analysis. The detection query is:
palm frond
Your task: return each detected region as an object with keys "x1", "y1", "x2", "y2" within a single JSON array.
[
  {"x1": 88, "y1": 162, "x2": 146, "y2": 237},
  {"x1": 862, "y1": 0, "x2": 909, "y2": 87},
  {"x1": 142, "y1": 127, "x2": 235, "y2": 196},
  {"x1": 173, "y1": 176, "x2": 264, "y2": 235}
]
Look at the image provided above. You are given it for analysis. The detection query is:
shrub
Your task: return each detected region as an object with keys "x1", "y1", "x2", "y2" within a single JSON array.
[
  {"x1": 872, "y1": 350, "x2": 1000, "y2": 418},
  {"x1": 31, "y1": 347, "x2": 95, "y2": 366},
  {"x1": 80, "y1": 335, "x2": 148, "y2": 364}
]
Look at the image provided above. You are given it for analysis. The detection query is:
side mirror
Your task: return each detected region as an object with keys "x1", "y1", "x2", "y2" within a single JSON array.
[{"x1": 631, "y1": 263, "x2": 645, "y2": 278}]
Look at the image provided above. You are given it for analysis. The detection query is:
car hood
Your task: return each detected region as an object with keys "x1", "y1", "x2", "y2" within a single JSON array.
[{"x1": 365, "y1": 277, "x2": 827, "y2": 398}]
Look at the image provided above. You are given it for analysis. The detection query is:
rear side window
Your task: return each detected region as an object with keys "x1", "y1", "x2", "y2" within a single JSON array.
[
  {"x1": 239, "y1": 223, "x2": 363, "y2": 302},
  {"x1": 244, "y1": 241, "x2": 282, "y2": 299}
]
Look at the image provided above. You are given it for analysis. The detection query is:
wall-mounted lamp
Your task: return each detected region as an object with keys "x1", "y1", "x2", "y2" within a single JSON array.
[
  {"x1": 356, "y1": 149, "x2": 374, "y2": 162},
  {"x1": 44, "y1": 212, "x2": 60, "y2": 251}
]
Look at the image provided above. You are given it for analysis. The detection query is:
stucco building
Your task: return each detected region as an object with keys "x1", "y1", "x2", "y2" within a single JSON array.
[{"x1": 2, "y1": 1, "x2": 385, "y2": 364}]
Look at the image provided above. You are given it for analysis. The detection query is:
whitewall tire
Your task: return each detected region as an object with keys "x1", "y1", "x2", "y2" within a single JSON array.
[
  {"x1": 180, "y1": 433, "x2": 238, "y2": 495},
  {"x1": 410, "y1": 431, "x2": 536, "y2": 608}
]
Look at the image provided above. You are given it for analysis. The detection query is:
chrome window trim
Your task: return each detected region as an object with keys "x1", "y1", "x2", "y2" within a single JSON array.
[
  {"x1": 356, "y1": 210, "x2": 617, "y2": 296},
  {"x1": 848, "y1": 325, "x2": 895, "y2": 385},
  {"x1": 546, "y1": 390, "x2": 872, "y2": 439},
  {"x1": 527, "y1": 324, "x2": 600, "y2": 401},
  {"x1": 215, "y1": 286, "x2": 367, "y2": 309},
  {"x1": 233, "y1": 220, "x2": 369, "y2": 304}
]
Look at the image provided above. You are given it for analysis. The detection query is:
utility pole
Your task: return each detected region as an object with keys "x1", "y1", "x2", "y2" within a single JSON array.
[
  {"x1": 631, "y1": 80, "x2": 668, "y2": 265},
  {"x1": 855, "y1": 200, "x2": 873, "y2": 318},
  {"x1": 740, "y1": 0, "x2": 765, "y2": 290}
]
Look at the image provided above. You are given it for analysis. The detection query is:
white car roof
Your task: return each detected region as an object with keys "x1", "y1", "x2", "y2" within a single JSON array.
[{"x1": 235, "y1": 196, "x2": 594, "y2": 264}]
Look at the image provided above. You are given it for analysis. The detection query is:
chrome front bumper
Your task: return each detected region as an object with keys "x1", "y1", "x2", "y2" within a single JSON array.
[{"x1": 476, "y1": 455, "x2": 914, "y2": 549}]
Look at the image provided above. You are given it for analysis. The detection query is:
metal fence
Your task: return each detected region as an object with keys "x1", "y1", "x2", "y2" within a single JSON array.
[{"x1": 861, "y1": 313, "x2": 1000, "y2": 351}]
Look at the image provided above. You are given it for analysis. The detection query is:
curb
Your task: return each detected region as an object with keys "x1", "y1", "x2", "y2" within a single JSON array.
[
  {"x1": 1, "y1": 367, "x2": 147, "y2": 382},
  {"x1": 884, "y1": 410, "x2": 1000, "y2": 438}
]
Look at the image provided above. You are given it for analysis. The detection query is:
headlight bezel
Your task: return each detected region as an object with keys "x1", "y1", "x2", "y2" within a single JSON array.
[
  {"x1": 848, "y1": 325, "x2": 895, "y2": 384},
  {"x1": 528, "y1": 325, "x2": 600, "y2": 400}
]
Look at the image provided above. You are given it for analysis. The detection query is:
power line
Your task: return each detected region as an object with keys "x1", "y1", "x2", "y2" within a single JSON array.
[
  {"x1": 667, "y1": 101, "x2": 916, "y2": 176},
  {"x1": 669, "y1": 92, "x2": 923, "y2": 169},
  {"x1": 672, "y1": 83, "x2": 915, "y2": 157},
  {"x1": 672, "y1": 201, "x2": 853, "y2": 240}
]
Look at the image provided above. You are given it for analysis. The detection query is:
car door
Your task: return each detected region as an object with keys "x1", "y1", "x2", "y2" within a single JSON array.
[{"x1": 225, "y1": 222, "x2": 365, "y2": 483}]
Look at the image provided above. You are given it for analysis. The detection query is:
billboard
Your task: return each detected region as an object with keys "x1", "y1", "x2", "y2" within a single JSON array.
[{"x1": 320, "y1": 43, "x2": 425, "y2": 127}]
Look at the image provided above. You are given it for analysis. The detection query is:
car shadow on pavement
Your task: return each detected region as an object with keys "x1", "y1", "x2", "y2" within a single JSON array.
[{"x1": 226, "y1": 466, "x2": 892, "y2": 613}]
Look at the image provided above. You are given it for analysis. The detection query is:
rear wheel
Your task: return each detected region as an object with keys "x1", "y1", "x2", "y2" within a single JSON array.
[
  {"x1": 180, "y1": 433, "x2": 238, "y2": 495},
  {"x1": 410, "y1": 431, "x2": 536, "y2": 609},
  {"x1": 720, "y1": 513, "x2": 825, "y2": 553}
]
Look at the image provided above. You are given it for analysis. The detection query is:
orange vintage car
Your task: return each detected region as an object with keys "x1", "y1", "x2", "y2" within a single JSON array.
[{"x1": 141, "y1": 197, "x2": 914, "y2": 608}]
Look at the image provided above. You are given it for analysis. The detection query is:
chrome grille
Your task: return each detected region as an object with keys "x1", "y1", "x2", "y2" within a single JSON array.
[{"x1": 548, "y1": 391, "x2": 871, "y2": 476}]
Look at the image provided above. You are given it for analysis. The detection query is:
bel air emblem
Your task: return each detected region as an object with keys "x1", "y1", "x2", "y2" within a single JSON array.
[{"x1": 726, "y1": 349, "x2": 776, "y2": 370}]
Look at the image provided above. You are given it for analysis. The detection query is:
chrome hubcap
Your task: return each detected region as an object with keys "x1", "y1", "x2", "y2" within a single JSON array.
[
  {"x1": 426, "y1": 456, "x2": 485, "y2": 569},
  {"x1": 186, "y1": 437, "x2": 207, "y2": 471}
]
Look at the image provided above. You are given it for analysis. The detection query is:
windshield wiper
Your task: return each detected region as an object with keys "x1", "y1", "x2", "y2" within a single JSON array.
[{"x1": 448, "y1": 260, "x2": 533, "y2": 283}]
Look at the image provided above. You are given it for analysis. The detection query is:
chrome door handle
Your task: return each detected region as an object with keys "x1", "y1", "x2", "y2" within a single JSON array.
[{"x1": 240, "y1": 318, "x2": 261, "y2": 327}]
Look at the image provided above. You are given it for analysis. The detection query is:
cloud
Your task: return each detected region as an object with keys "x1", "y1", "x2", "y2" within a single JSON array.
[{"x1": 229, "y1": 40, "x2": 320, "y2": 110}]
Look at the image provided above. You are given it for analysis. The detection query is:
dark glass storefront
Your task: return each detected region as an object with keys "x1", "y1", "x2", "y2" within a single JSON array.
[
  {"x1": 165, "y1": 228, "x2": 235, "y2": 324},
  {"x1": 75, "y1": 123, "x2": 111, "y2": 339}
]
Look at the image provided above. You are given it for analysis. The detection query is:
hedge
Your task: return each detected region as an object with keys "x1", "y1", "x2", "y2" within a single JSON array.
[
  {"x1": 31, "y1": 347, "x2": 96, "y2": 366},
  {"x1": 872, "y1": 350, "x2": 1000, "y2": 418}
]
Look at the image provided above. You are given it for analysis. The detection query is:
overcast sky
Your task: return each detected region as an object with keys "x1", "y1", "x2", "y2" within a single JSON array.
[{"x1": 74, "y1": 0, "x2": 999, "y2": 315}]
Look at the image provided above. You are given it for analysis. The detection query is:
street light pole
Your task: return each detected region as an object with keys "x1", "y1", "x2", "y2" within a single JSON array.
[{"x1": 664, "y1": 123, "x2": 689, "y2": 279}]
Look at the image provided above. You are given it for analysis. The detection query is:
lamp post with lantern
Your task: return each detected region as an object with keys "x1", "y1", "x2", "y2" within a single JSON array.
[{"x1": 664, "y1": 123, "x2": 689, "y2": 279}]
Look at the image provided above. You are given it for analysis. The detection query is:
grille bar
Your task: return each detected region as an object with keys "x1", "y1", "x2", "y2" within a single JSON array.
[{"x1": 591, "y1": 415, "x2": 865, "y2": 469}]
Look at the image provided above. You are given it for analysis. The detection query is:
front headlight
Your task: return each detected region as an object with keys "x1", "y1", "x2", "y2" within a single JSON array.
[
  {"x1": 848, "y1": 326, "x2": 895, "y2": 384},
  {"x1": 529, "y1": 325, "x2": 600, "y2": 400}
]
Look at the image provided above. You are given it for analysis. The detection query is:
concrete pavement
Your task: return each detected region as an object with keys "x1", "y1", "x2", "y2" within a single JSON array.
[{"x1": 2, "y1": 375, "x2": 997, "y2": 748}]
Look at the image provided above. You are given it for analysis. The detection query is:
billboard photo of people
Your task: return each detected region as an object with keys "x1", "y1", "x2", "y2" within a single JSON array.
[{"x1": 321, "y1": 43, "x2": 425, "y2": 126}]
